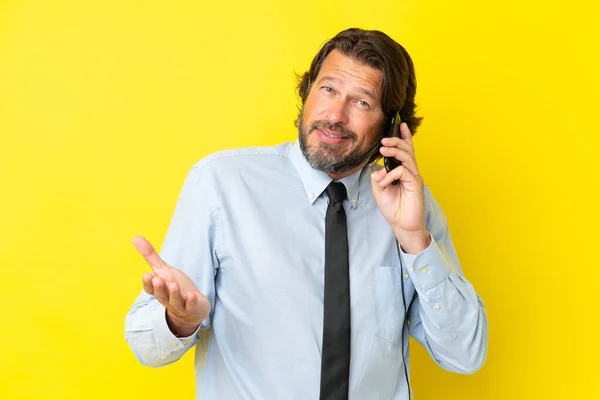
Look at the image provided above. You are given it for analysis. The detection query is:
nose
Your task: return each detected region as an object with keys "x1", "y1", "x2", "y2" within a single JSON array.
[{"x1": 327, "y1": 99, "x2": 349, "y2": 126}]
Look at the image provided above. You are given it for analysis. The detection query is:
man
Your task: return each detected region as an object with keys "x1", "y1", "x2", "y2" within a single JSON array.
[{"x1": 124, "y1": 28, "x2": 487, "y2": 400}]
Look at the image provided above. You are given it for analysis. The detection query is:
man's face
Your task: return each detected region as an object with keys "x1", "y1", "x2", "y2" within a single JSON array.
[{"x1": 298, "y1": 50, "x2": 386, "y2": 176}]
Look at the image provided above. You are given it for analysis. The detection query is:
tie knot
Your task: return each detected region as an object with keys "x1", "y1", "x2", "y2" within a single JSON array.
[{"x1": 325, "y1": 181, "x2": 347, "y2": 204}]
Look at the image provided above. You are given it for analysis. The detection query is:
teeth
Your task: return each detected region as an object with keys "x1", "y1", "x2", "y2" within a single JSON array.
[{"x1": 324, "y1": 131, "x2": 345, "y2": 139}]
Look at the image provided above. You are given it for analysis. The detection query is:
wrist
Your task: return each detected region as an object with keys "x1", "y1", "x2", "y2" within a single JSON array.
[
  {"x1": 395, "y1": 228, "x2": 431, "y2": 255},
  {"x1": 166, "y1": 310, "x2": 201, "y2": 338}
]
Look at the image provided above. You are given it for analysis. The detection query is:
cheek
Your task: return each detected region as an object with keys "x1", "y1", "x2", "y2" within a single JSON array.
[
  {"x1": 304, "y1": 92, "x2": 330, "y2": 120},
  {"x1": 355, "y1": 121, "x2": 380, "y2": 143},
  {"x1": 301, "y1": 103, "x2": 314, "y2": 126}
]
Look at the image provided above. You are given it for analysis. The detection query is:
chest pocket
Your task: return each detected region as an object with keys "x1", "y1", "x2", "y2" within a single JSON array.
[{"x1": 375, "y1": 265, "x2": 408, "y2": 345}]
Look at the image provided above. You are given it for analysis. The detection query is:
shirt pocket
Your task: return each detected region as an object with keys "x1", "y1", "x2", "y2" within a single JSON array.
[{"x1": 374, "y1": 265, "x2": 407, "y2": 345}]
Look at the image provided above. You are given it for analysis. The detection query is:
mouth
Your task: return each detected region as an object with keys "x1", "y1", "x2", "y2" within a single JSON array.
[{"x1": 316, "y1": 128, "x2": 350, "y2": 144}]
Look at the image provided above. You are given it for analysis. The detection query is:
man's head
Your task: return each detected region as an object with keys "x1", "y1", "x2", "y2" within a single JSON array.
[{"x1": 296, "y1": 28, "x2": 422, "y2": 178}]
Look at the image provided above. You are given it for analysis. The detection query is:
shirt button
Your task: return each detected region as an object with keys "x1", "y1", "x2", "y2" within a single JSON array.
[
  {"x1": 420, "y1": 267, "x2": 428, "y2": 273},
  {"x1": 160, "y1": 349, "x2": 166, "y2": 355},
  {"x1": 171, "y1": 341, "x2": 177, "y2": 346},
  {"x1": 433, "y1": 304, "x2": 441, "y2": 310},
  {"x1": 408, "y1": 265, "x2": 414, "y2": 272},
  {"x1": 403, "y1": 273, "x2": 409, "y2": 279},
  {"x1": 310, "y1": 193, "x2": 315, "y2": 200}
]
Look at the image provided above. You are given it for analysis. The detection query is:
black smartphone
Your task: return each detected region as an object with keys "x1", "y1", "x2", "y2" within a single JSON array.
[{"x1": 383, "y1": 111, "x2": 402, "y2": 184}]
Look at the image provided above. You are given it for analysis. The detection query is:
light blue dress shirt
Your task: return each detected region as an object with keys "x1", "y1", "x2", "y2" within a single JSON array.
[{"x1": 124, "y1": 139, "x2": 487, "y2": 400}]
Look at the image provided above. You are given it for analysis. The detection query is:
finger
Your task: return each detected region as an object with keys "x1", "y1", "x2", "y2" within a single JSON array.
[
  {"x1": 379, "y1": 146, "x2": 412, "y2": 164},
  {"x1": 185, "y1": 292, "x2": 198, "y2": 314},
  {"x1": 152, "y1": 276, "x2": 170, "y2": 305},
  {"x1": 379, "y1": 147, "x2": 419, "y2": 176},
  {"x1": 371, "y1": 166, "x2": 386, "y2": 182},
  {"x1": 399, "y1": 122, "x2": 413, "y2": 145},
  {"x1": 379, "y1": 165, "x2": 417, "y2": 188},
  {"x1": 142, "y1": 273, "x2": 154, "y2": 295},
  {"x1": 186, "y1": 291, "x2": 211, "y2": 322},
  {"x1": 168, "y1": 282, "x2": 185, "y2": 312},
  {"x1": 381, "y1": 135, "x2": 415, "y2": 157},
  {"x1": 132, "y1": 235, "x2": 168, "y2": 273}
]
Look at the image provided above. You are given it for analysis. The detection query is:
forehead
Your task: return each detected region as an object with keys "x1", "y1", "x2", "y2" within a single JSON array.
[{"x1": 316, "y1": 50, "x2": 383, "y2": 99}]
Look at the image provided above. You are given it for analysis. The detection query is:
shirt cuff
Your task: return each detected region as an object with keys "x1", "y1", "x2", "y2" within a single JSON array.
[
  {"x1": 150, "y1": 301, "x2": 200, "y2": 357},
  {"x1": 399, "y1": 233, "x2": 451, "y2": 292}
]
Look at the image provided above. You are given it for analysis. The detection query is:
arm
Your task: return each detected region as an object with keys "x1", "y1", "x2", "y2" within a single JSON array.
[
  {"x1": 401, "y1": 189, "x2": 487, "y2": 374},
  {"x1": 124, "y1": 292, "x2": 203, "y2": 367},
  {"x1": 372, "y1": 122, "x2": 487, "y2": 374},
  {"x1": 124, "y1": 164, "x2": 221, "y2": 368}
]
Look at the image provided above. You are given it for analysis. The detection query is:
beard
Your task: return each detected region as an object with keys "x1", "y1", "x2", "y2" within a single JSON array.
[{"x1": 297, "y1": 108, "x2": 373, "y2": 174}]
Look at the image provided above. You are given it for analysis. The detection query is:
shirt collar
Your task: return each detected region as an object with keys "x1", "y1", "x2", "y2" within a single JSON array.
[{"x1": 289, "y1": 139, "x2": 362, "y2": 208}]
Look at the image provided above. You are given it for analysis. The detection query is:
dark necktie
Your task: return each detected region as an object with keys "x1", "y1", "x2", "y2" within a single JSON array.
[{"x1": 319, "y1": 181, "x2": 351, "y2": 400}]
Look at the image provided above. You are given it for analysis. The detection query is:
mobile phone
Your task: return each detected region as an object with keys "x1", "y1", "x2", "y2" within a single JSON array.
[{"x1": 383, "y1": 111, "x2": 402, "y2": 184}]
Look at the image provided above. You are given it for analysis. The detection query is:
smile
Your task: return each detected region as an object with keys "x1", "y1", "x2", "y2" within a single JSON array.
[{"x1": 318, "y1": 129, "x2": 349, "y2": 139}]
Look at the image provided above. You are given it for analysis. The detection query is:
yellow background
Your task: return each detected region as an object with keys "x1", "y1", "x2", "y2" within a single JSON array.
[{"x1": 1, "y1": 0, "x2": 598, "y2": 399}]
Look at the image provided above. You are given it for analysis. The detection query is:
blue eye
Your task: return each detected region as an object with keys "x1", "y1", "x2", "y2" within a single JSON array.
[
  {"x1": 358, "y1": 100, "x2": 369, "y2": 108},
  {"x1": 323, "y1": 86, "x2": 333, "y2": 93}
]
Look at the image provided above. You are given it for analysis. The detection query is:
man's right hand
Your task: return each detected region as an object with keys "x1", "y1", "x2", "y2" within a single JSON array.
[{"x1": 132, "y1": 235, "x2": 210, "y2": 337}]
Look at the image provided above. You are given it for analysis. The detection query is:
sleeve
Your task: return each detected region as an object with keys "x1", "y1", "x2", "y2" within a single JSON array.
[
  {"x1": 123, "y1": 163, "x2": 221, "y2": 368},
  {"x1": 401, "y1": 186, "x2": 488, "y2": 374}
]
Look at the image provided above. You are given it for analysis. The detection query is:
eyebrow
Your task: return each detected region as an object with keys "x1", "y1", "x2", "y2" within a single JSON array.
[{"x1": 318, "y1": 75, "x2": 378, "y2": 101}]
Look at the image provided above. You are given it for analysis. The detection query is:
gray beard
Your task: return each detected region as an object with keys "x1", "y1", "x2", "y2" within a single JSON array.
[{"x1": 297, "y1": 110, "x2": 370, "y2": 174}]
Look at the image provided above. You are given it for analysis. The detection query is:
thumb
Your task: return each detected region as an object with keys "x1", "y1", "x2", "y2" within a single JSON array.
[
  {"x1": 132, "y1": 235, "x2": 168, "y2": 273},
  {"x1": 370, "y1": 167, "x2": 386, "y2": 192}
]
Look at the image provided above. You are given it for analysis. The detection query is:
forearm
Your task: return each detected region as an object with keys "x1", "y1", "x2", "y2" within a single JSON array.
[
  {"x1": 403, "y1": 234, "x2": 488, "y2": 373},
  {"x1": 394, "y1": 227, "x2": 432, "y2": 255},
  {"x1": 124, "y1": 295, "x2": 200, "y2": 368}
]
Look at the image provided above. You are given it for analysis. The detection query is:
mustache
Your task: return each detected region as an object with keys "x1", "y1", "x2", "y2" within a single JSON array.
[{"x1": 308, "y1": 120, "x2": 357, "y2": 140}]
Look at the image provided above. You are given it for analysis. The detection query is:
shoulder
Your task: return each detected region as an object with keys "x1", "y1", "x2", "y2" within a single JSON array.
[
  {"x1": 181, "y1": 142, "x2": 294, "y2": 187},
  {"x1": 191, "y1": 142, "x2": 293, "y2": 172}
]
